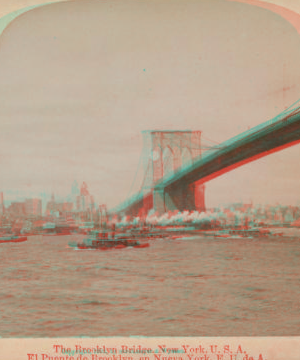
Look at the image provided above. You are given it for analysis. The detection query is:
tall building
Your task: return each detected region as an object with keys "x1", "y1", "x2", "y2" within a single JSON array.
[
  {"x1": 46, "y1": 193, "x2": 56, "y2": 214},
  {"x1": 7, "y1": 202, "x2": 26, "y2": 217},
  {"x1": 68, "y1": 180, "x2": 80, "y2": 209},
  {"x1": 80, "y1": 182, "x2": 89, "y2": 196},
  {"x1": 25, "y1": 198, "x2": 42, "y2": 216},
  {"x1": 46, "y1": 193, "x2": 73, "y2": 215},
  {"x1": 0, "y1": 192, "x2": 4, "y2": 214},
  {"x1": 76, "y1": 182, "x2": 95, "y2": 211},
  {"x1": 71, "y1": 180, "x2": 80, "y2": 196}
]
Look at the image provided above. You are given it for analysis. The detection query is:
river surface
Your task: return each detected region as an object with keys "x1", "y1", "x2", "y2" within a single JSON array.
[{"x1": 0, "y1": 234, "x2": 299, "y2": 337}]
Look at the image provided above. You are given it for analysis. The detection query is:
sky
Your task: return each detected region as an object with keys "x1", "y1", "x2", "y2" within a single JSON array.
[{"x1": 0, "y1": 0, "x2": 300, "y2": 208}]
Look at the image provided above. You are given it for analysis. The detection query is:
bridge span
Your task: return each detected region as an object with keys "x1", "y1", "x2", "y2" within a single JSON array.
[{"x1": 112, "y1": 102, "x2": 300, "y2": 217}]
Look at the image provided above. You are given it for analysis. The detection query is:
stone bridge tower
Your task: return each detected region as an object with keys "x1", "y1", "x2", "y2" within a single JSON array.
[{"x1": 141, "y1": 130, "x2": 205, "y2": 213}]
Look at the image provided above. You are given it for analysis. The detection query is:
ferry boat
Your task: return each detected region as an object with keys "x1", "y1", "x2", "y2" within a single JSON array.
[
  {"x1": 0, "y1": 235, "x2": 27, "y2": 243},
  {"x1": 70, "y1": 230, "x2": 149, "y2": 250}
]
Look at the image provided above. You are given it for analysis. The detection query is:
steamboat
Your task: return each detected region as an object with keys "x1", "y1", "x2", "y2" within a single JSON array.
[{"x1": 70, "y1": 230, "x2": 149, "y2": 250}]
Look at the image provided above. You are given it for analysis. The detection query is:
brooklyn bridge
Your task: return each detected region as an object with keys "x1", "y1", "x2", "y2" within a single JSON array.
[{"x1": 112, "y1": 100, "x2": 300, "y2": 218}]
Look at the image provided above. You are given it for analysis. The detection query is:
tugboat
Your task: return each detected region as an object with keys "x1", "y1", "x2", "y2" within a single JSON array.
[
  {"x1": 70, "y1": 230, "x2": 149, "y2": 250},
  {"x1": 70, "y1": 204, "x2": 149, "y2": 250}
]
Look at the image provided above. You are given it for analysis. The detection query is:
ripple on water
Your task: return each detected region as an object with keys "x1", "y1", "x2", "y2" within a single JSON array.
[{"x1": 0, "y1": 234, "x2": 299, "y2": 336}]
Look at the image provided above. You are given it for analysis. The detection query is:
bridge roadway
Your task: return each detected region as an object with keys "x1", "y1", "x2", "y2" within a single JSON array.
[{"x1": 112, "y1": 104, "x2": 300, "y2": 216}]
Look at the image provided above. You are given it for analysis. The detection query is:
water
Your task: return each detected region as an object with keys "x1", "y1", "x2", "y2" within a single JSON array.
[{"x1": 0, "y1": 234, "x2": 299, "y2": 337}]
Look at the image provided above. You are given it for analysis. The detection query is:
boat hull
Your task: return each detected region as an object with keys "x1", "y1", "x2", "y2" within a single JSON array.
[
  {"x1": 74, "y1": 239, "x2": 149, "y2": 250},
  {"x1": 0, "y1": 236, "x2": 27, "y2": 243}
]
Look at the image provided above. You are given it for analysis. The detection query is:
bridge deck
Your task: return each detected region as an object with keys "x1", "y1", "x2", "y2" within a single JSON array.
[{"x1": 112, "y1": 102, "x2": 300, "y2": 215}]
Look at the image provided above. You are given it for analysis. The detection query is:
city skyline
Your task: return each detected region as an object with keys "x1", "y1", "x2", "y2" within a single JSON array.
[
  {"x1": 1, "y1": 0, "x2": 300, "y2": 209},
  {"x1": 2, "y1": 183, "x2": 300, "y2": 212}
]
